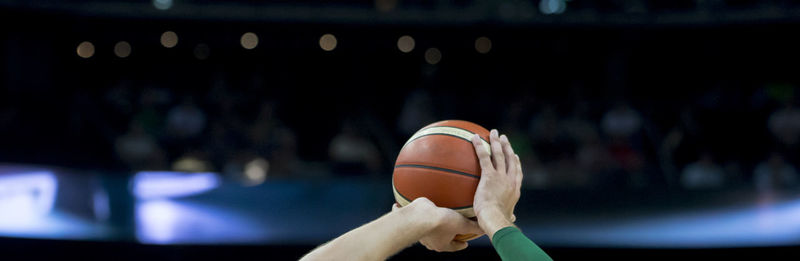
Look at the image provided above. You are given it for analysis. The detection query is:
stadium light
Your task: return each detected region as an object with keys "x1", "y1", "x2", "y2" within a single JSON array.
[
  {"x1": 397, "y1": 35, "x2": 415, "y2": 53},
  {"x1": 424, "y1": 48, "x2": 441, "y2": 65},
  {"x1": 240, "y1": 32, "x2": 259, "y2": 50},
  {"x1": 539, "y1": 0, "x2": 566, "y2": 15},
  {"x1": 76, "y1": 41, "x2": 95, "y2": 58},
  {"x1": 319, "y1": 34, "x2": 337, "y2": 51},
  {"x1": 153, "y1": 0, "x2": 173, "y2": 10},
  {"x1": 160, "y1": 31, "x2": 178, "y2": 48},
  {"x1": 475, "y1": 37, "x2": 492, "y2": 54},
  {"x1": 114, "y1": 41, "x2": 131, "y2": 58}
]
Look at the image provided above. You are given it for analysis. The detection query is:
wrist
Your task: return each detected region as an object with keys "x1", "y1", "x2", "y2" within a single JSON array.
[{"x1": 477, "y1": 208, "x2": 514, "y2": 240}]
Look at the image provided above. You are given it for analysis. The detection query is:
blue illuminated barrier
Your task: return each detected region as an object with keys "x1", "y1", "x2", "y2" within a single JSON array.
[
  {"x1": 131, "y1": 171, "x2": 220, "y2": 200},
  {"x1": 2, "y1": 164, "x2": 800, "y2": 248},
  {"x1": 0, "y1": 169, "x2": 58, "y2": 234}
]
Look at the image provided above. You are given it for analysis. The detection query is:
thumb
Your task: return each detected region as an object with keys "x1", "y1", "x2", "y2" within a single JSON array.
[{"x1": 459, "y1": 218, "x2": 485, "y2": 236}]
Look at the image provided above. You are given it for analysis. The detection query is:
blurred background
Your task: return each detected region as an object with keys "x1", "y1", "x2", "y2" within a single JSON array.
[{"x1": 2, "y1": 0, "x2": 800, "y2": 260}]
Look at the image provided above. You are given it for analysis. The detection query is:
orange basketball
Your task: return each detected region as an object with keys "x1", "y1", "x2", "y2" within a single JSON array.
[{"x1": 392, "y1": 120, "x2": 490, "y2": 240}]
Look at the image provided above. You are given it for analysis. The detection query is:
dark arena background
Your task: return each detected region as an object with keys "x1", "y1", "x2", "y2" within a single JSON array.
[{"x1": 2, "y1": 0, "x2": 800, "y2": 260}]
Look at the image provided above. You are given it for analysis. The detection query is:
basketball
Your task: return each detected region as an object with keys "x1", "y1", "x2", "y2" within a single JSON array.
[{"x1": 392, "y1": 120, "x2": 491, "y2": 241}]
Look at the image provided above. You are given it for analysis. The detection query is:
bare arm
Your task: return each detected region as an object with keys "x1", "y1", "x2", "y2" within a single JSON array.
[{"x1": 301, "y1": 197, "x2": 482, "y2": 261}]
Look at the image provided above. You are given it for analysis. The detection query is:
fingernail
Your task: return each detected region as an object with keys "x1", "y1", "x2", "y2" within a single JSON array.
[
  {"x1": 491, "y1": 129, "x2": 498, "y2": 137},
  {"x1": 501, "y1": 134, "x2": 509, "y2": 142},
  {"x1": 472, "y1": 134, "x2": 480, "y2": 142}
]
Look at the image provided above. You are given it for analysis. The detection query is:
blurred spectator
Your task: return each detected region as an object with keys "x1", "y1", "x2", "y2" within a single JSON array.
[
  {"x1": 329, "y1": 119, "x2": 382, "y2": 176},
  {"x1": 563, "y1": 101, "x2": 618, "y2": 187},
  {"x1": 601, "y1": 102, "x2": 642, "y2": 139},
  {"x1": 133, "y1": 86, "x2": 171, "y2": 137},
  {"x1": 768, "y1": 102, "x2": 800, "y2": 147},
  {"x1": 165, "y1": 96, "x2": 207, "y2": 140},
  {"x1": 501, "y1": 100, "x2": 549, "y2": 189},
  {"x1": 248, "y1": 101, "x2": 279, "y2": 155},
  {"x1": 205, "y1": 121, "x2": 244, "y2": 170},
  {"x1": 576, "y1": 138, "x2": 616, "y2": 187},
  {"x1": 659, "y1": 127, "x2": 684, "y2": 187},
  {"x1": 601, "y1": 103, "x2": 648, "y2": 188},
  {"x1": 243, "y1": 101, "x2": 301, "y2": 177},
  {"x1": 172, "y1": 150, "x2": 213, "y2": 172},
  {"x1": 754, "y1": 152, "x2": 799, "y2": 192},
  {"x1": 522, "y1": 153, "x2": 550, "y2": 189},
  {"x1": 529, "y1": 105, "x2": 572, "y2": 163},
  {"x1": 606, "y1": 139, "x2": 646, "y2": 188},
  {"x1": 500, "y1": 101, "x2": 532, "y2": 151},
  {"x1": 221, "y1": 149, "x2": 270, "y2": 185},
  {"x1": 562, "y1": 101, "x2": 598, "y2": 146},
  {"x1": 269, "y1": 127, "x2": 300, "y2": 176},
  {"x1": 205, "y1": 77, "x2": 245, "y2": 137},
  {"x1": 658, "y1": 107, "x2": 705, "y2": 187},
  {"x1": 549, "y1": 157, "x2": 589, "y2": 189},
  {"x1": 114, "y1": 120, "x2": 166, "y2": 170},
  {"x1": 680, "y1": 152, "x2": 725, "y2": 189}
]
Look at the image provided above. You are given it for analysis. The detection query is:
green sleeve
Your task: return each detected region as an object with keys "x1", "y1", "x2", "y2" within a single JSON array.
[{"x1": 491, "y1": 226, "x2": 552, "y2": 261}]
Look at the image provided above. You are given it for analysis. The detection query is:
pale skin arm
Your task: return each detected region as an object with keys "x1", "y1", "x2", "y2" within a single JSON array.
[
  {"x1": 301, "y1": 197, "x2": 483, "y2": 261},
  {"x1": 472, "y1": 129, "x2": 523, "y2": 240}
]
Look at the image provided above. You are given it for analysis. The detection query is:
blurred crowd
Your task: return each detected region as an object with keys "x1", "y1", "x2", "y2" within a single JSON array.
[{"x1": 42, "y1": 72, "x2": 796, "y2": 193}]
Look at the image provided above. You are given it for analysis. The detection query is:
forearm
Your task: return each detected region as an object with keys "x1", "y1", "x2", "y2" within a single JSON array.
[
  {"x1": 491, "y1": 227, "x2": 552, "y2": 261},
  {"x1": 478, "y1": 207, "x2": 515, "y2": 240},
  {"x1": 478, "y1": 208, "x2": 551, "y2": 261},
  {"x1": 301, "y1": 203, "x2": 436, "y2": 261}
]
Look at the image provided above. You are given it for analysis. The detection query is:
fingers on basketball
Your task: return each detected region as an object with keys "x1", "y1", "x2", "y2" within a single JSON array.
[
  {"x1": 500, "y1": 134, "x2": 517, "y2": 179},
  {"x1": 472, "y1": 134, "x2": 494, "y2": 173},
  {"x1": 489, "y1": 130, "x2": 506, "y2": 173}
]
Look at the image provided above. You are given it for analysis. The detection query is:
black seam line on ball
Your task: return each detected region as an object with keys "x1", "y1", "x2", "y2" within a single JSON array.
[
  {"x1": 394, "y1": 189, "x2": 474, "y2": 210},
  {"x1": 395, "y1": 164, "x2": 480, "y2": 179}
]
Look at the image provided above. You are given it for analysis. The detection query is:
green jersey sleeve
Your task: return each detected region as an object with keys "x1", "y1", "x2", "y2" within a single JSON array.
[{"x1": 491, "y1": 226, "x2": 553, "y2": 261}]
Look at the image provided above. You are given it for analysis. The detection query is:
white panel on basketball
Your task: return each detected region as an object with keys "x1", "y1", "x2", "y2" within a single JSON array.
[{"x1": 402, "y1": 126, "x2": 491, "y2": 156}]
